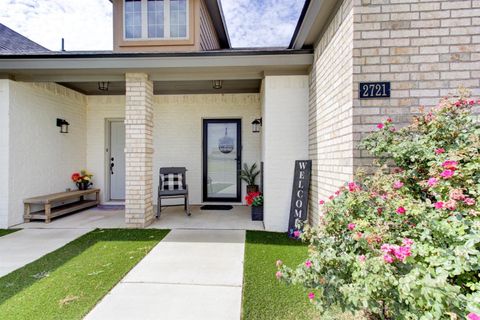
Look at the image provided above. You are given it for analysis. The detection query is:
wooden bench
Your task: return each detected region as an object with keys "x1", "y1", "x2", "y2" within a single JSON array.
[{"x1": 24, "y1": 189, "x2": 100, "y2": 223}]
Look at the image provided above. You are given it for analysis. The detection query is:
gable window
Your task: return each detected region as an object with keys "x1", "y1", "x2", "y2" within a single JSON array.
[{"x1": 124, "y1": 0, "x2": 188, "y2": 40}]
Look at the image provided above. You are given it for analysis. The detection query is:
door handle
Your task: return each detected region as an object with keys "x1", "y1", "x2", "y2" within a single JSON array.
[{"x1": 110, "y1": 158, "x2": 114, "y2": 175}]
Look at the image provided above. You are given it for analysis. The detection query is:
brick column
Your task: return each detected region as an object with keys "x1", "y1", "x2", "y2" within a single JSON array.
[{"x1": 125, "y1": 73, "x2": 154, "y2": 228}]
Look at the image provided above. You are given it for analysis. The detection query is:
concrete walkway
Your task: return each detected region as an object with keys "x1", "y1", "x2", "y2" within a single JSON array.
[
  {"x1": 85, "y1": 229, "x2": 245, "y2": 320},
  {"x1": 0, "y1": 228, "x2": 90, "y2": 277}
]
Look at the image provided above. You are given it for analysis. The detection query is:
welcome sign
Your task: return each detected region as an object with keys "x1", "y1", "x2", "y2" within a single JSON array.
[{"x1": 288, "y1": 160, "x2": 312, "y2": 237}]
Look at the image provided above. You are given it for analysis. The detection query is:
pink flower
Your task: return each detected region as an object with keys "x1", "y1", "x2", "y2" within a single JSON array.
[
  {"x1": 445, "y1": 200, "x2": 457, "y2": 211},
  {"x1": 386, "y1": 117, "x2": 393, "y2": 123},
  {"x1": 328, "y1": 195, "x2": 334, "y2": 200},
  {"x1": 334, "y1": 190, "x2": 340, "y2": 196},
  {"x1": 469, "y1": 100, "x2": 475, "y2": 106},
  {"x1": 402, "y1": 238, "x2": 414, "y2": 246},
  {"x1": 390, "y1": 127, "x2": 396, "y2": 132},
  {"x1": 450, "y1": 189, "x2": 465, "y2": 200},
  {"x1": 319, "y1": 200, "x2": 325, "y2": 205},
  {"x1": 396, "y1": 207, "x2": 406, "y2": 215},
  {"x1": 455, "y1": 101, "x2": 462, "y2": 107},
  {"x1": 434, "y1": 202, "x2": 444, "y2": 209},
  {"x1": 464, "y1": 198, "x2": 476, "y2": 206},
  {"x1": 377, "y1": 207, "x2": 383, "y2": 215},
  {"x1": 393, "y1": 181, "x2": 404, "y2": 189},
  {"x1": 440, "y1": 170, "x2": 455, "y2": 179},
  {"x1": 435, "y1": 148, "x2": 445, "y2": 155},
  {"x1": 377, "y1": 123, "x2": 384, "y2": 129},
  {"x1": 348, "y1": 182, "x2": 361, "y2": 192},
  {"x1": 347, "y1": 223, "x2": 356, "y2": 231},
  {"x1": 308, "y1": 292, "x2": 315, "y2": 300},
  {"x1": 428, "y1": 177, "x2": 438, "y2": 187},
  {"x1": 293, "y1": 230, "x2": 301, "y2": 238},
  {"x1": 468, "y1": 313, "x2": 480, "y2": 320},
  {"x1": 305, "y1": 260, "x2": 312, "y2": 268},
  {"x1": 276, "y1": 260, "x2": 283, "y2": 267},
  {"x1": 442, "y1": 160, "x2": 458, "y2": 170},
  {"x1": 275, "y1": 271, "x2": 282, "y2": 279},
  {"x1": 358, "y1": 255, "x2": 366, "y2": 263},
  {"x1": 383, "y1": 254, "x2": 394, "y2": 264}
]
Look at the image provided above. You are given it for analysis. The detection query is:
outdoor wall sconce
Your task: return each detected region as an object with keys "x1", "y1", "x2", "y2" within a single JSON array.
[
  {"x1": 212, "y1": 80, "x2": 223, "y2": 89},
  {"x1": 251, "y1": 118, "x2": 262, "y2": 133},
  {"x1": 56, "y1": 118, "x2": 69, "y2": 133},
  {"x1": 98, "y1": 81, "x2": 109, "y2": 91}
]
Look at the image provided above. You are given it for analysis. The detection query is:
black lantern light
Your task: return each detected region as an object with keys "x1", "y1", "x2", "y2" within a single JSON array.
[
  {"x1": 98, "y1": 81, "x2": 109, "y2": 91},
  {"x1": 212, "y1": 80, "x2": 223, "y2": 89},
  {"x1": 218, "y1": 128, "x2": 234, "y2": 154},
  {"x1": 56, "y1": 118, "x2": 69, "y2": 133},
  {"x1": 251, "y1": 118, "x2": 262, "y2": 133}
]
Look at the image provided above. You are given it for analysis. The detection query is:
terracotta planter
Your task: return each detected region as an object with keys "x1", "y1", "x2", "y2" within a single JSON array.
[
  {"x1": 246, "y1": 185, "x2": 259, "y2": 193},
  {"x1": 251, "y1": 205, "x2": 263, "y2": 221}
]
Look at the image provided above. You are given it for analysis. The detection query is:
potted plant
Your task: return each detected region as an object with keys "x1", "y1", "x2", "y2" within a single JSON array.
[
  {"x1": 246, "y1": 192, "x2": 263, "y2": 221},
  {"x1": 240, "y1": 163, "x2": 260, "y2": 193},
  {"x1": 71, "y1": 170, "x2": 93, "y2": 190}
]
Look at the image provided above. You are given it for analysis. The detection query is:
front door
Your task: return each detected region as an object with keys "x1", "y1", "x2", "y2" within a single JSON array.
[
  {"x1": 109, "y1": 120, "x2": 126, "y2": 200},
  {"x1": 203, "y1": 119, "x2": 241, "y2": 202}
]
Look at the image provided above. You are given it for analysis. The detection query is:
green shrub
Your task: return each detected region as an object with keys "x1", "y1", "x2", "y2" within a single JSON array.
[{"x1": 278, "y1": 90, "x2": 480, "y2": 320}]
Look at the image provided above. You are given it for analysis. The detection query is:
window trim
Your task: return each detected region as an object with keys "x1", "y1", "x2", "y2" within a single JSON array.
[{"x1": 123, "y1": 0, "x2": 189, "y2": 41}]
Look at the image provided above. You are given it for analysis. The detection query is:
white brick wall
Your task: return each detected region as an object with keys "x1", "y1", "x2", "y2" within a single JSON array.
[
  {"x1": 0, "y1": 80, "x2": 10, "y2": 228},
  {"x1": 153, "y1": 94, "x2": 261, "y2": 206},
  {"x1": 262, "y1": 75, "x2": 309, "y2": 232},
  {"x1": 7, "y1": 81, "x2": 87, "y2": 227},
  {"x1": 86, "y1": 94, "x2": 261, "y2": 207},
  {"x1": 86, "y1": 95, "x2": 126, "y2": 203}
]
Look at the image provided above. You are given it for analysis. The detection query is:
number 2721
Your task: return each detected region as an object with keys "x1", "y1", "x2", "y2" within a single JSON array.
[{"x1": 360, "y1": 83, "x2": 389, "y2": 98}]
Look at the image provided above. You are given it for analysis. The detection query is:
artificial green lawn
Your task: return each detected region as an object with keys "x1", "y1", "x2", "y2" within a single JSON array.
[
  {"x1": 0, "y1": 228, "x2": 169, "y2": 320},
  {"x1": 243, "y1": 231, "x2": 360, "y2": 320},
  {"x1": 0, "y1": 229, "x2": 19, "y2": 237}
]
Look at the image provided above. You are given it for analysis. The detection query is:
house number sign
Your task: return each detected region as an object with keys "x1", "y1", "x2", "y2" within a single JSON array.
[
  {"x1": 359, "y1": 82, "x2": 391, "y2": 99},
  {"x1": 288, "y1": 160, "x2": 312, "y2": 238}
]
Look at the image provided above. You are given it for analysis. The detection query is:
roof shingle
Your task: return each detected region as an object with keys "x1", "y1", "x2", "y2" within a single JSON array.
[{"x1": 0, "y1": 23, "x2": 49, "y2": 54}]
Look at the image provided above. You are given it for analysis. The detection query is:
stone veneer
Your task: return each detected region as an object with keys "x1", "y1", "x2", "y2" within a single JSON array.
[
  {"x1": 309, "y1": 0, "x2": 480, "y2": 225},
  {"x1": 125, "y1": 73, "x2": 154, "y2": 227}
]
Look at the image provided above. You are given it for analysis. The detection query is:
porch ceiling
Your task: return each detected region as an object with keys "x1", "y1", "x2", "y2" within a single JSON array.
[
  {"x1": 0, "y1": 50, "x2": 313, "y2": 83},
  {"x1": 59, "y1": 79, "x2": 261, "y2": 95}
]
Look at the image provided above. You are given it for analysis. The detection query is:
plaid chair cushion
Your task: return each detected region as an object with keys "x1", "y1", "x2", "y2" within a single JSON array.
[{"x1": 160, "y1": 173, "x2": 184, "y2": 191}]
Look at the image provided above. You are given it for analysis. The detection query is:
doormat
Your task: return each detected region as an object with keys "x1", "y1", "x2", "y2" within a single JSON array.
[
  {"x1": 96, "y1": 205, "x2": 125, "y2": 210},
  {"x1": 200, "y1": 205, "x2": 233, "y2": 211}
]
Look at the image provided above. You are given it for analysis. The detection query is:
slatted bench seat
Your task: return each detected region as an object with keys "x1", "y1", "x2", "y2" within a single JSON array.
[{"x1": 24, "y1": 189, "x2": 100, "y2": 223}]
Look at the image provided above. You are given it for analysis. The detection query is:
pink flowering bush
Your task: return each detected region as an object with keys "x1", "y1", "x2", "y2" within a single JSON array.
[{"x1": 277, "y1": 91, "x2": 480, "y2": 319}]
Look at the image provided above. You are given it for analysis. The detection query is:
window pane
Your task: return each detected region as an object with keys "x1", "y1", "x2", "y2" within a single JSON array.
[
  {"x1": 148, "y1": 0, "x2": 164, "y2": 38},
  {"x1": 170, "y1": 0, "x2": 187, "y2": 38},
  {"x1": 125, "y1": 0, "x2": 142, "y2": 39}
]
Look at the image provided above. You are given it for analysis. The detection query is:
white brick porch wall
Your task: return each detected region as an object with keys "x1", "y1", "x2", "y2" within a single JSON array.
[
  {"x1": 0, "y1": 80, "x2": 10, "y2": 228},
  {"x1": 4, "y1": 81, "x2": 87, "y2": 227},
  {"x1": 262, "y1": 75, "x2": 309, "y2": 232}
]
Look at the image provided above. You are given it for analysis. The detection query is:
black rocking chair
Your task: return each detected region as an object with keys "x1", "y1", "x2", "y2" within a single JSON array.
[{"x1": 157, "y1": 167, "x2": 191, "y2": 218}]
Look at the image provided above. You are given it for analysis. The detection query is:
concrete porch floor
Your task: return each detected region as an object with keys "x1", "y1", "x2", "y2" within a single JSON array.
[{"x1": 16, "y1": 205, "x2": 264, "y2": 230}]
